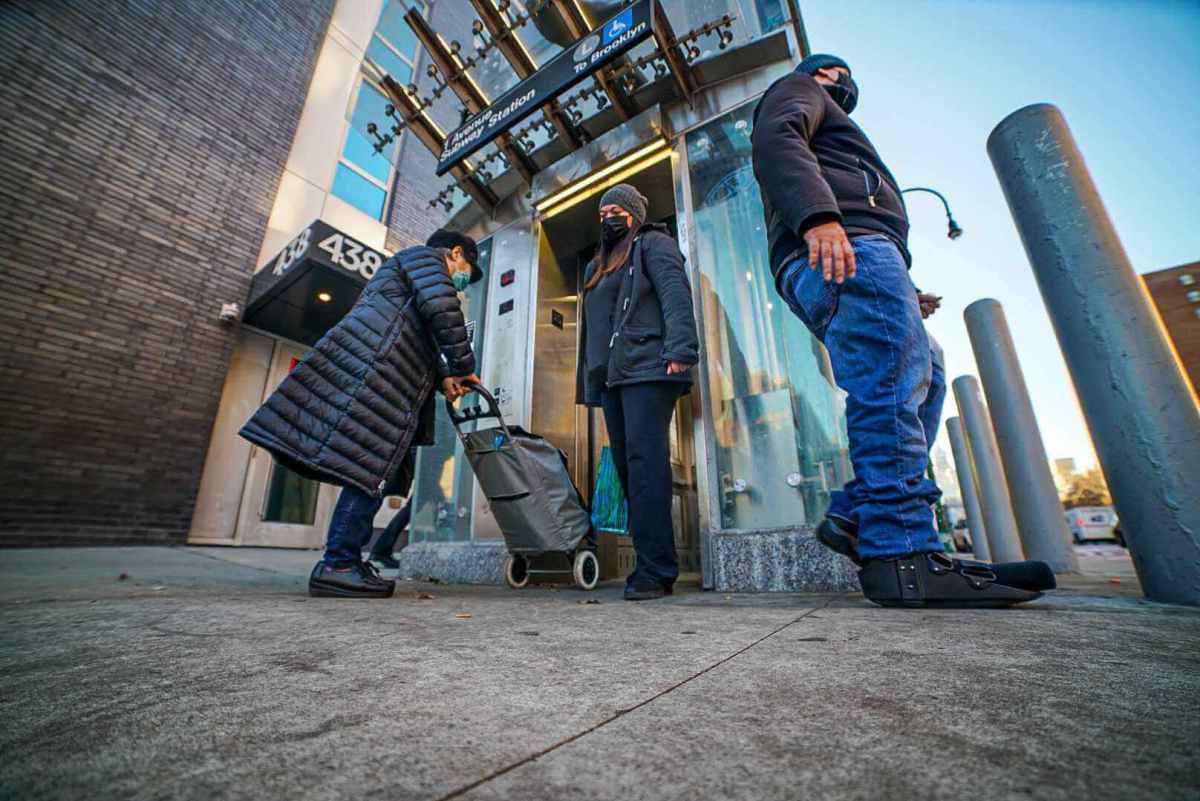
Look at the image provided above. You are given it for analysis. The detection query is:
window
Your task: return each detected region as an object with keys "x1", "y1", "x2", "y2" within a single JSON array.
[{"x1": 332, "y1": 1, "x2": 427, "y2": 220}]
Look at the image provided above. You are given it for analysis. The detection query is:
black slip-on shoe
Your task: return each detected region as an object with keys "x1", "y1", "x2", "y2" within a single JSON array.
[
  {"x1": 369, "y1": 553, "x2": 400, "y2": 569},
  {"x1": 816, "y1": 518, "x2": 863, "y2": 565},
  {"x1": 624, "y1": 584, "x2": 668, "y2": 601},
  {"x1": 859, "y1": 551, "x2": 1043, "y2": 608},
  {"x1": 818, "y1": 519, "x2": 1056, "y2": 592},
  {"x1": 308, "y1": 561, "x2": 396, "y2": 598}
]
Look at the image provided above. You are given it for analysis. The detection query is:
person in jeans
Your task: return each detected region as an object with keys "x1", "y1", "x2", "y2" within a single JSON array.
[
  {"x1": 368, "y1": 497, "x2": 411, "y2": 569},
  {"x1": 575, "y1": 184, "x2": 699, "y2": 601},
  {"x1": 240, "y1": 229, "x2": 482, "y2": 598},
  {"x1": 752, "y1": 55, "x2": 1054, "y2": 606}
]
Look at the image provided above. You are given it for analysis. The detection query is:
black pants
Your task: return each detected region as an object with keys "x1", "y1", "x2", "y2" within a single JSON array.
[{"x1": 601, "y1": 382, "x2": 682, "y2": 588}]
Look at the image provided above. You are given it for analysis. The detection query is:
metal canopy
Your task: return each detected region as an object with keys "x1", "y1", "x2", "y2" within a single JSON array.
[{"x1": 466, "y1": 0, "x2": 584, "y2": 152}]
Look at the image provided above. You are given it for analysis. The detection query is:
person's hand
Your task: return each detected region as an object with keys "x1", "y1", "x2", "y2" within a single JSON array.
[
  {"x1": 917, "y1": 292, "x2": 942, "y2": 319},
  {"x1": 666, "y1": 361, "x2": 691, "y2": 375},
  {"x1": 804, "y1": 221, "x2": 856, "y2": 284},
  {"x1": 441, "y1": 374, "x2": 480, "y2": 400}
]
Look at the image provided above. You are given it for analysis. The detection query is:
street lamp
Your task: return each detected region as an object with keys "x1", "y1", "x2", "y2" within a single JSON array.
[{"x1": 902, "y1": 186, "x2": 963, "y2": 240}]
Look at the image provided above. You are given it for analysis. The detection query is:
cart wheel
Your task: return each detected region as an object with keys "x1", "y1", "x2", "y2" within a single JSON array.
[
  {"x1": 504, "y1": 555, "x2": 530, "y2": 589},
  {"x1": 573, "y1": 550, "x2": 599, "y2": 591}
]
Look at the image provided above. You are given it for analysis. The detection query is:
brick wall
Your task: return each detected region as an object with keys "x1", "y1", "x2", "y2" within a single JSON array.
[{"x1": 0, "y1": 0, "x2": 334, "y2": 545}]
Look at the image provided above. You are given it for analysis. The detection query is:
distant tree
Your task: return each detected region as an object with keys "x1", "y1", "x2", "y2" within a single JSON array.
[{"x1": 1061, "y1": 468, "x2": 1111, "y2": 509}]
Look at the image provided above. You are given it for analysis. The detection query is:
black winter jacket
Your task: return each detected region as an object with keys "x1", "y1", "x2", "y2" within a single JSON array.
[
  {"x1": 575, "y1": 223, "x2": 699, "y2": 407},
  {"x1": 239, "y1": 246, "x2": 475, "y2": 498},
  {"x1": 751, "y1": 71, "x2": 910, "y2": 287}
]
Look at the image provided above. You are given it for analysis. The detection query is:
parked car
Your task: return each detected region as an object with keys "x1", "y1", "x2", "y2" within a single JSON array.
[{"x1": 1065, "y1": 506, "x2": 1120, "y2": 543}]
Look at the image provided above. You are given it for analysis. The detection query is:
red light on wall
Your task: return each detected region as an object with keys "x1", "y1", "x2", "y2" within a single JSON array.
[{"x1": 500, "y1": 269, "x2": 516, "y2": 287}]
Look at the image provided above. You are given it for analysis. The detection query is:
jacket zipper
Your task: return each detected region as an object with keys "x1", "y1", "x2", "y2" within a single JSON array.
[
  {"x1": 858, "y1": 158, "x2": 882, "y2": 208},
  {"x1": 608, "y1": 236, "x2": 642, "y2": 350}
]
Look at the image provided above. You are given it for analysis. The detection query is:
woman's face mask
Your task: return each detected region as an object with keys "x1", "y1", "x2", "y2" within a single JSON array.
[
  {"x1": 602, "y1": 216, "x2": 630, "y2": 244},
  {"x1": 452, "y1": 269, "x2": 471, "y2": 292}
]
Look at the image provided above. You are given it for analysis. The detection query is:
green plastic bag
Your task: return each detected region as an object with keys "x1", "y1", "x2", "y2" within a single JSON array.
[{"x1": 590, "y1": 446, "x2": 629, "y2": 535}]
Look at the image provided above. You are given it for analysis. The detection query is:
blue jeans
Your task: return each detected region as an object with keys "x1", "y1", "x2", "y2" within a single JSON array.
[
  {"x1": 826, "y1": 332, "x2": 947, "y2": 528},
  {"x1": 323, "y1": 486, "x2": 383, "y2": 566},
  {"x1": 779, "y1": 235, "x2": 942, "y2": 559}
]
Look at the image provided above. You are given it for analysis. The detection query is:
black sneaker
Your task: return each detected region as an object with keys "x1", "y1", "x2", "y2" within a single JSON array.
[
  {"x1": 308, "y1": 561, "x2": 396, "y2": 598},
  {"x1": 369, "y1": 553, "x2": 400, "y2": 569},
  {"x1": 624, "y1": 583, "x2": 668, "y2": 601},
  {"x1": 859, "y1": 551, "x2": 1044, "y2": 608},
  {"x1": 817, "y1": 519, "x2": 1056, "y2": 592}
]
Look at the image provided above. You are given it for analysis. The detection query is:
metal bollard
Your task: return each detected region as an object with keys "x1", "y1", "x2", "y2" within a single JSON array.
[
  {"x1": 952, "y1": 376, "x2": 1025, "y2": 563},
  {"x1": 965, "y1": 299, "x2": 1078, "y2": 573},
  {"x1": 988, "y1": 103, "x2": 1200, "y2": 605},
  {"x1": 946, "y1": 416, "x2": 991, "y2": 561}
]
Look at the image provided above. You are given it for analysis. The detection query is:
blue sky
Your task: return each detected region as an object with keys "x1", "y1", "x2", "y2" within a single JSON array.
[{"x1": 797, "y1": 0, "x2": 1200, "y2": 469}]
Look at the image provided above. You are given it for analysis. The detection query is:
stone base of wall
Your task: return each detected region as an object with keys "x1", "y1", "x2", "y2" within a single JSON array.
[
  {"x1": 396, "y1": 541, "x2": 508, "y2": 586},
  {"x1": 396, "y1": 529, "x2": 860, "y2": 593},
  {"x1": 709, "y1": 528, "x2": 861, "y2": 592}
]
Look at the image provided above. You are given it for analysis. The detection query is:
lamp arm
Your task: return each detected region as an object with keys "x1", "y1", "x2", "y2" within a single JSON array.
[{"x1": 901, "y1": 186, "x2": 954, "y2": 220}]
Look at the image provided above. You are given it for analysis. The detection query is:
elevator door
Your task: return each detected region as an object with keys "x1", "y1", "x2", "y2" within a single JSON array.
[{"x1": 532, "y1": 159, "x2": 700, "y2": 580}]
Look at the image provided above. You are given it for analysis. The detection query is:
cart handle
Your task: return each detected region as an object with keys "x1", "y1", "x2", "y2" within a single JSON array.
[{"x1": 444, "y1": 380, "x2": 512, "y2": 441}]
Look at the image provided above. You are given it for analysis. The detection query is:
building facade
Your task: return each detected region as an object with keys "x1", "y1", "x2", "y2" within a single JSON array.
[
  {"x1": 0, "y1": 0, "x2": 335, "y2": 545},
  {"x1": 3, "y1": 0, "x2": 859, "y2": 592},
  {"x1": 1143, "y1": 262, "x2": 1200, "y2": 397}
]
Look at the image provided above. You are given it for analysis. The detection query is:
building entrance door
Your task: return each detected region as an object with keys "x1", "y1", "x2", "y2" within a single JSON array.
[
  {"x1": 235, "y1": 341, "x2": 339, "y2": 548},
  {"x1": 532, "y1": 154, "x2": 702, "y2": 581}
]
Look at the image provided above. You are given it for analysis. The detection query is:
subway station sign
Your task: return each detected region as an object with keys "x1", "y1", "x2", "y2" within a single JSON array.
[{"x1": 435, "y1": 0, "x2": 653, "y2": 175}]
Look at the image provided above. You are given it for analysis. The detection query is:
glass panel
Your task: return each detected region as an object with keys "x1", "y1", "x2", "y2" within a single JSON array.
[
  {"x1": 331, "y1": 163, "x2": 387, "y2": 219},
  {"x1": 409, "y1": 239, "x2": 493, "y2": 544},
  {"x1": 686, "y1": 103, "x2": 851, "y2": 531},
  {"x1": 366, "y1": 35, "x2": 415, "y2": 88},
  {"x1": 378, "y1": 0, "x2": 421, "y2": 58},
  {"x1": 263, "y1": 461, "x2": 319, "y2": 524},
  {"x1": 753, "y1": 0, "x2": 790, "y2": 33},
  {"x1": 658, "y1": 0, "x2": 758, "y2": 56},
  {"x1": 345, "y1": 82, "x2": 399, "y2": 182}
]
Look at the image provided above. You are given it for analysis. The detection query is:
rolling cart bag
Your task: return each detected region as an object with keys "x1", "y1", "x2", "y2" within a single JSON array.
[{"x1": 446, "y1": 384, "x2": 591, "y2": 555}]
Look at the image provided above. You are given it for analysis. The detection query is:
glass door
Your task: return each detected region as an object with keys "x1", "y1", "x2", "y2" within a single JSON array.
[{"x1": 236, "y1": 341, "x2": 339, "y2": 548}]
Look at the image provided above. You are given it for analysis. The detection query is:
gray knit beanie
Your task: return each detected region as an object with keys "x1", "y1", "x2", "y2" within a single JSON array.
[{"x1": 599, "y1": 183, "x2": 648, "y2": 226}]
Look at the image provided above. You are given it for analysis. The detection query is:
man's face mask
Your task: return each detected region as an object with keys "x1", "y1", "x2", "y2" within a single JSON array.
[
  {"x1": 452, "y1": 268, "x2": 471, "y2": 292},
  {"x1": 602, "y1": 216, "x2": 630, "y2": 244},
  {"x1": 824, "y1": 70, "x2": 859, "y2": 114}
]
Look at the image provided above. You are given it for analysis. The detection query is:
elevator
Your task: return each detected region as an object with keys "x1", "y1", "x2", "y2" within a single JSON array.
[{"x1": 405, "y1": 151, "x2": 701, "y2": 582}]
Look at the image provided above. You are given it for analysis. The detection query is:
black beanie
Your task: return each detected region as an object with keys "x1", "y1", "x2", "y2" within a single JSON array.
[
  {"x1": 426, "y1": 228, "x2": 483, "y2": 284},
  {"x1": 797, "y1": 53, "x2": 850, "y2": 77}
]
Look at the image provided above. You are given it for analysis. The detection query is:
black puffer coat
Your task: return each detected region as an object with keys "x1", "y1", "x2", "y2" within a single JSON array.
[{"x1": 239, "y1": 246, "x2": 475, "y2": 498}]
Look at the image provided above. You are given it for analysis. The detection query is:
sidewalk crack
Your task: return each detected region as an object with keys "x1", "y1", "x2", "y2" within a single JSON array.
[{"x1": 432, "y1": 600, "x2": 832, "y2": 801}]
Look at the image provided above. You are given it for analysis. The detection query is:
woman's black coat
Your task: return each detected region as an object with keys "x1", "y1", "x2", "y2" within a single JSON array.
[
  {"x1": 240, "y1": 246, "x2": 475, "y2": 498},
  {"x1": 575, "y1": 223, "x2": 700, "y2": 407}
]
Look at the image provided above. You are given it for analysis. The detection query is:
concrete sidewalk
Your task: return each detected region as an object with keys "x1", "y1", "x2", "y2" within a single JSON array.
[{"x1": 1, "y1": 545, "x2": 1196, "y2": 801}]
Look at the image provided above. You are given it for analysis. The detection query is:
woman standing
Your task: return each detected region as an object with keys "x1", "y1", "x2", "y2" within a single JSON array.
[{"x1": 576, "y1": 184, "x2": 700, "y2": 601}]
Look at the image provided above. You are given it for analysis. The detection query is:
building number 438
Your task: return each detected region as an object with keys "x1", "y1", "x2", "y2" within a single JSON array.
[{"x1": 271, "y1": 226, "x2": 382, "y2": 281}]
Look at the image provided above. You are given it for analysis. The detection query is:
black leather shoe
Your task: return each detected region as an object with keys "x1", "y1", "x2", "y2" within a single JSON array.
[
  {"x1": 818, "y1": 519, "x2": 1056, "y2": 592},
  {"x1": 309, "y1": 561, "x2": 396, "y2": 598},
  {"x1": 859, "y1": 552, "x2": 1044, "y2": 608},
  {"x1": 624, "y1": 583, "x2": 668, "y2": 601},
  {"x1": 369, "y1": 553, "x2": 400, "y2": 569}
]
